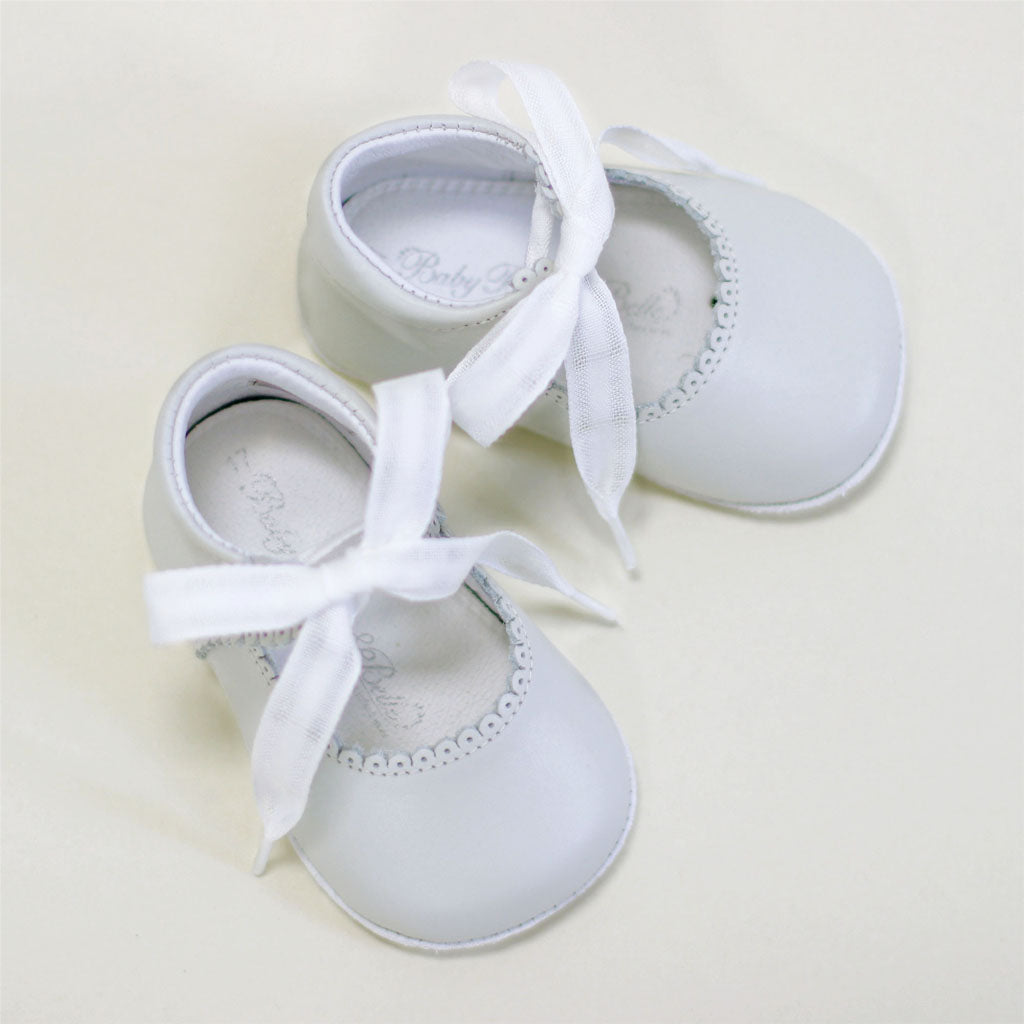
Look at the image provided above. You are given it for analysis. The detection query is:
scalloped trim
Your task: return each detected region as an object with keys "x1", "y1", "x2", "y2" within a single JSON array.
[
  {"x1": 324, "y1": 570, "x2": 531, "y2": 776},
  {"x1": 199, "y1": 562, "x2": 532, "y2": 778},
  {"x1": 544, "y1": 173, "x2": 738, "y2": 421},
  {"x1": 194, "y1": 514, "x2": 535, "y2": 775}
]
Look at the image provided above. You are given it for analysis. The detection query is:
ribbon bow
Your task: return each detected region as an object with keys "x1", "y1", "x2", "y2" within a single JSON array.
[
  {"x1": 145, "y1": 370, "x2": 613, "y2": 874},
  {"x1": 446, "y1": 60, "x2": 639, "y2": 569},
  {"x1": 444, "y1": 64, "x2": 760, "y2": 571}
]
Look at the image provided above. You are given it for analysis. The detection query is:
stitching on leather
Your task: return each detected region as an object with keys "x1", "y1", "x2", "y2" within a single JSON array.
[
  {"x1": 196, "y1": 628, "x2": 299, "y2": 661},
  {"x1": 351, "y1": 176, "x2": 537, "y2": 203},
  {"x1": 328, "y1": 122, "x2": 536, "y2": 314},
  {"x1": 163, "y1": 351, "x2": 376, "y2": 558}
]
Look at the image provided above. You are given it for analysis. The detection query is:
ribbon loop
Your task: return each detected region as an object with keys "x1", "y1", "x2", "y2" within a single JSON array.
[
  {"x1": 145, "y1": 368, "x2": 613, "y2": 871},
  {"x1": 447, "y1": 61, "x2": 638, "y2": 568}
]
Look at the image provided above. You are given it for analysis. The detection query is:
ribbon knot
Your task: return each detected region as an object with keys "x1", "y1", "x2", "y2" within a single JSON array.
[
  {"x1": 145, "y1": 369, "x2": 613, "y2": 874},
  {"x1": 315, "y1": 546, "x2": 383, "y2": 609}
]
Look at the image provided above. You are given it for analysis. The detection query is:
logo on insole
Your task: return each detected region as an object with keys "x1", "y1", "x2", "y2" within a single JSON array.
[
  {"x1": 395, "y1": 247, "x2": 519, "y2": 301},
  {"x1": 606, "y1": 279, "x2": 682, "y2": 336},
  {"x1": 353, "y1": 633, "x2": 425, "y2": 737},
  {"x1": 227, "y1": 448, "x2": 299, "y2": 557}
]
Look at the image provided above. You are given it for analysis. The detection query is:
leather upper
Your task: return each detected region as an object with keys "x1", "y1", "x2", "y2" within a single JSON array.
[
  {"x1": 522, "y1": 169, "x2": 905, "y2": 508},
  {"x1": 208, "y1": 615, "x2": 634, "y2": 948}
]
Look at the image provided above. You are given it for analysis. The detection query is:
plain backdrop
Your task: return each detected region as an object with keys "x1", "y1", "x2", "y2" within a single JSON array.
[{"x1": 2, "y1": 3, "x2": 1022, "y2": 1022}]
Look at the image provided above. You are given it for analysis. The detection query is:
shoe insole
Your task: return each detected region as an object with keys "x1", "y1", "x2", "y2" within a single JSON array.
[
  {"x1": 344, "y1": 176, "x2": 717, "y2": 405},
  {"x1": 185, "y1": 399, "x2": 512, "y2": 755},
  {"x1": 343, "y1": 177, "x2": 535, "y2": 304}
]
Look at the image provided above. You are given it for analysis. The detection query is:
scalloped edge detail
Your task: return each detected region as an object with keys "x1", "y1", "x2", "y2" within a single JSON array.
[
  {"x1": 323, "y1": 568, "x2": 531, "y2": 776},
  {"x1": 544, "y1": 172, "x2": 739, "y2": 421},
  {"x1": 194, "y1": 514, "x2": 535, "y2": 776}
]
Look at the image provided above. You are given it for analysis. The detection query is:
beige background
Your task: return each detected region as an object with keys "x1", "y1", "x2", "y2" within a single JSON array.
[{"x1": 3, "y1": 2, "x2": 1022, "y2": 1022}]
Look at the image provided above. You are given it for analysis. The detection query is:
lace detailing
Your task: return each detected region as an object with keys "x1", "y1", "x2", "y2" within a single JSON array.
[{"x1": 545, "y1": 174, "x2": 739, "y2": 423}]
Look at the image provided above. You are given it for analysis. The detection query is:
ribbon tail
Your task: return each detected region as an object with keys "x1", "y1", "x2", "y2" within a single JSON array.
[
  {"x1": 601, "y1": 125, "x2": 763, "y2": 187},
  {"x1": 249, "y1": 601, "x2": 361, "y2": 874},
  {"x1": 449, "y1": 60, "x2": 519, "y2": 129},
  {"x1": 473, "y1": 531, "x2": 619, "y2": 622},
  {"x1": 360, "y1": 533, "x2": 616, "y2": 623},
  {"x1": 447, "y1": 272, "x2": 579, "y2": 446},
  {"x1": 593, "y1": 499, "x2": 637, "y2": 574},
  {"x1": 251, "y1": 835, "x2": 275, "y2": 877},
  {"x1": 563, "y1": 271, "x2": 639, "y2": 571}
]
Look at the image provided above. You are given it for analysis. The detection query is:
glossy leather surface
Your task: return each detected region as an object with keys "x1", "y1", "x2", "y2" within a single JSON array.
[{"x1": 209, "y1": 617, "x2": 634, "y2": 948}]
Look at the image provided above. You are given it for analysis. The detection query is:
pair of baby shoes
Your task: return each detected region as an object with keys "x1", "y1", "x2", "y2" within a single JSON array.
[{"x1": 143, "y1": 61, "x2": 904, "y2": 950}]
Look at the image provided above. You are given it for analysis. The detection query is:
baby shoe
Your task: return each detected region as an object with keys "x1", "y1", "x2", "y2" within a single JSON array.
[
  {"x1": 298, "y1": 60, "x2": 905, "y2": 567},
  {"x1": 142, "y1": 346, "x2": 634, "y2": 949}
]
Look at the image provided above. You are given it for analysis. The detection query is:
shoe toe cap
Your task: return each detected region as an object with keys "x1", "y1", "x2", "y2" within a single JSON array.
[
  {"x1": 293, "y1": 615, "x2": 635, "y2": 949},
  {"x1": 638, "y1": 177, "x2": 904, "y2": 509}
]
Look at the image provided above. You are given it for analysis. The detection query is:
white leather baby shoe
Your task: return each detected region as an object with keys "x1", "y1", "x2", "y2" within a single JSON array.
[
  {"x1": 142, "y1": 346, "x2": 634, "y2": 949},
  {"x1": 299, "y1": 60, "x2": 905, "y2": 567}
]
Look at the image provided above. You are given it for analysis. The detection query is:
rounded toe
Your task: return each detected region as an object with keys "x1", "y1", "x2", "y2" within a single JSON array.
[
  {"x1": 638, "y1": 176, "x2": 904, "y2": 509},
  {"x1": 292, "y1": 615, "x2": 635, "y2": 949}
]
